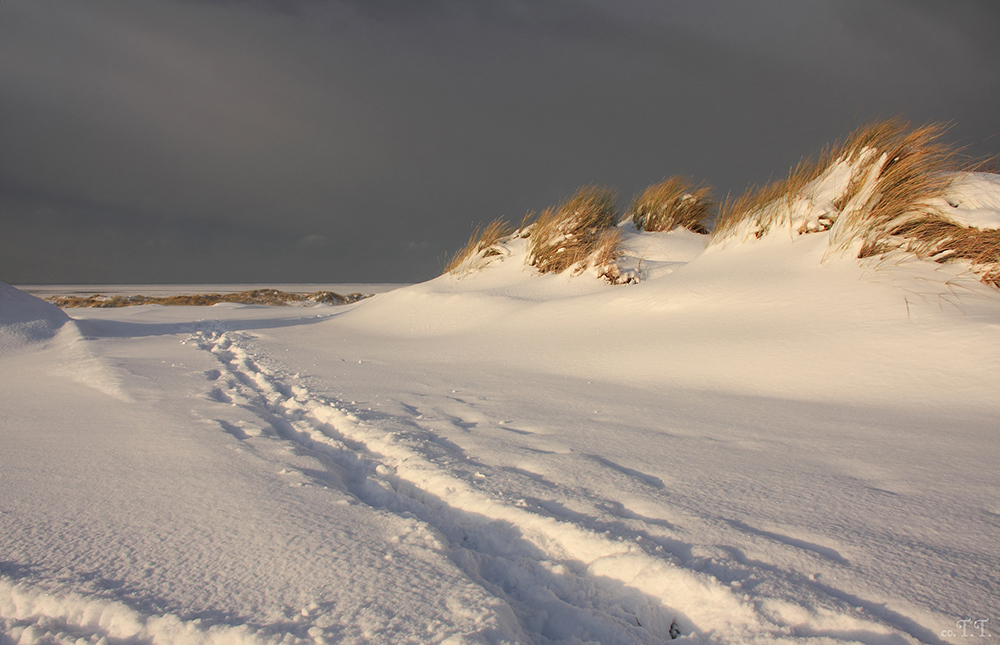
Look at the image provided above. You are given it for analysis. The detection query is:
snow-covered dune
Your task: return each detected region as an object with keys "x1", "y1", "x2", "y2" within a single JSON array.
[
  {"x1": 346, "y1": 223, "x2": 1000, "y2": 408},
  {"x1": 0, "y1": 281, "x2": 70, "y2": 354},
  {"x1": 2, "y1": 166, "x2": 999, "y2": 643}
]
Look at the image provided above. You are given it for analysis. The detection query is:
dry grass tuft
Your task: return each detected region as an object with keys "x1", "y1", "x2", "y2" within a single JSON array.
[
  {"x1": 713, "y1": 143, "x2": 844, "y2": 240},
  {"x1": 827, "y1": 121, "x2": 1000, "y2": 285},
  {"x1": 512, "y1": 210, "x2": 537, "y2": 239},
  {"x1": 831, "y1": 120, "x2": 960, "y2": 251},
  {"x1": 874, "y1": 218, "x2": 1000, "y2": 287},
  {"x1": 445, "y1": 218, "x2": 515, "y2": 274},
  {"x1": 591, "y1": 228, "x2": 627, "y2": 283},
  {"x1": 629, "y1": 177, "x2": 713, "y2": 234},
  {"x1": 971, "y1": 158, "x2": 1000, "y2": 174},
  {"x1": 527, "y1": 185, "x2": 621, "y2": 277},
  {"x1": 712, "y1": 119, "x2": 956, "y2": 242},
  {"x1": 711, "y1": 117, "x2": 1000, "y2": 287}
]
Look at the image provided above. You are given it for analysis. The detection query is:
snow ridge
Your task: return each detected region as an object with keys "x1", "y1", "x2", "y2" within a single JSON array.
[{"x1": 0, "y1": 578, "x2": 270, "y2": 645}]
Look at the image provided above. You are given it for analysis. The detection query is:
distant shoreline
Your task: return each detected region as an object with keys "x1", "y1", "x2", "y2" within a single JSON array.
[{"x1": 15, "y1": 283, "x2": 411, "y2": 298}]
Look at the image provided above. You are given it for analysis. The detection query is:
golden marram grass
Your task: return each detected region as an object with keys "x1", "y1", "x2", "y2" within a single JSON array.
[
  {"x1": 712, "y1": 118, "x2": 1000, "y2": 287},
  {"x1": 627, "y1": 177, "x2": 713, "y2": 234},
  {"x1": 445, "y1": 119, "x2": 1000, "y2": 288},
  {"x1": 527, "y1": 185, "x2": 620, "y2": 276}
]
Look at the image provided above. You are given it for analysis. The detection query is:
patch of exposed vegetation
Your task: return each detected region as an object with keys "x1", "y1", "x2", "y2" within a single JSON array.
[
  {"x1": 47, "y1": 289, "x2": 371, "y2": 308},
  {"x1": 445, "y1": 218, "x2": 516, "y2": 275},
  {"x1": 711, "y1": 120, "x2": 962, "y2": 242},
  {"x1": 527, "y1": 185, "x2": 623, "y2": 281},
  {"x1": 711, "y1": 118, "x2": 1000, "y2": 287},
  {"x1": 443, "y1": 119, "x2": 1000, "y2": 289},
  {"x1": 445, "y1": 186, "x2": 628, "y2": 283},
  {"x1": 627, "y1": 176, "x2": 714, "y2": 234}
]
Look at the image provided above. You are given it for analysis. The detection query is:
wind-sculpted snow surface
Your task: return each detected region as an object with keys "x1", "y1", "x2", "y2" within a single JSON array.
[{"x1": 2, "y1": 222, "x2": 999, "y2": 645}]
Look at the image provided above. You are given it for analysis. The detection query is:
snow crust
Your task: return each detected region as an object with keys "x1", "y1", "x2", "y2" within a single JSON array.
[{"x1": 2, "y1": 224, "x2": 999, "y2": 644}]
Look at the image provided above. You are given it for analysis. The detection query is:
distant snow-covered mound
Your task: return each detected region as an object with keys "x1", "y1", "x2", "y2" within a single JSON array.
[{"x1": 0, "y1": 282, "x2": 70, "y2": 354}]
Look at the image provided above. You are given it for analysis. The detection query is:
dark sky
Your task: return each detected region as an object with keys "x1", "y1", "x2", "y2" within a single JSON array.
[{"x1": 3, "y1": 0, "x2": 999, "y2": 284}]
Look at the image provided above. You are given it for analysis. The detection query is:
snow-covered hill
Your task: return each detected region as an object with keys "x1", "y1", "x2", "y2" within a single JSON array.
[
  {"x1": 3, "y1": 205, "x2": 998, "y2": 643},
  {"x1": 4, "y1": 122, "x2": 1000, "y2": 643}
]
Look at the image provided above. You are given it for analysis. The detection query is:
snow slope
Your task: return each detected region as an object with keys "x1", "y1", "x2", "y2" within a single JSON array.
[
  {"x1": 2, "y1": 218, "x2": 999, "y2": 644},
  {"x1": 0, "y1": 281, "x2": 70, "y2": 353}
]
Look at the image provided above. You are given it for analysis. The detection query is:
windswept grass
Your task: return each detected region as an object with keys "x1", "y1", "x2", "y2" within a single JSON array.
[
  {"x1": 443, "y1": 187, "x2": 624, "y2": 282},
  {"x1": 527, "y1": 185, "x2": 621, "y2": 278},
  {"x1": 440, "y1": 120, "x2": 999, "y2": 288},
  {"x1": 445, "y1": 218, "x2": 515, "y2": 275},
  {"x1": 711, "y1": 118, "x2": 1000, "y2": 287},
  {"x1": 881, "y1": 218, "x2": 1000, "y2": 287},
  {"x1": 713, "y1": 143, "x2": 844, "y2": 240},
  {"x1": 628, "y1": 177, "x2": 714, "y2": 234},
  {"x1": 713, "y1": 119, "x2": 962, "y2": 243},
  {"x1": 831, "y1": 120, "x2": 960, "y2": 253},
  {"x1": 591, "y1": 227, "x2": 626, "y2": 283}
]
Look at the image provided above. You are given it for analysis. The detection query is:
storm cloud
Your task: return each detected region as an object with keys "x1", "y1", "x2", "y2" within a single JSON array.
[{"x1": 2, "y1": 0, "x2": 999, "y2": 283}]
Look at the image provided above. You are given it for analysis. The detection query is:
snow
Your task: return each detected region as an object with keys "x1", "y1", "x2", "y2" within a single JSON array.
[
  {"x1": 2, "y1": 215, "x2": 999, "y2": 644},
  {"x1": 935, "y1": 172, "x2": 1000, "y2": 230},
  {"x1": 0, "y1": 281, "x2": 70, "y2": 353}
]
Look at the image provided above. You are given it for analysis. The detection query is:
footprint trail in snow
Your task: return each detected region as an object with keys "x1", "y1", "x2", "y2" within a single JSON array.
[{"x1": 192, "y1": 328, "x2": 922, "y2": 645}]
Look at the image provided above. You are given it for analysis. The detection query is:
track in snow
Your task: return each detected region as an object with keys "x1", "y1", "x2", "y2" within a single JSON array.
[
  {"x1": 189, "y1": 327, "x2": 939, "y2": 645},
  {"x1": 192, "y1": 329, "x2": 696, "y2": 643}
]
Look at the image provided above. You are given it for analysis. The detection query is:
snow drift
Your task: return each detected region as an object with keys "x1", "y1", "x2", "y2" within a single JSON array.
[{"x1": 0, "y1": 281, "x2": 70, "y2": 353}]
